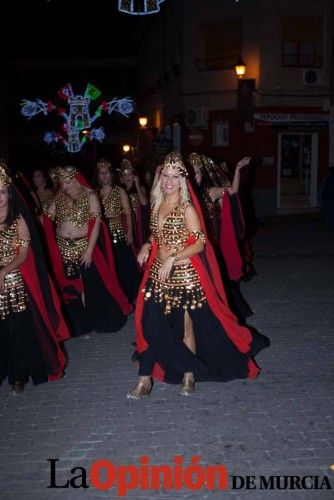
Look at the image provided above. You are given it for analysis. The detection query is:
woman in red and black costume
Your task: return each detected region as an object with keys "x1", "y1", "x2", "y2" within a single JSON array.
[
  {"x1": 42, "y1": 166, "x2": 131, "y2": 337},
  {"x1": 120, "y1": 159, "x2": 150, "y2": 250},
  {"x1": 127, "y1": 152, "x2": 269, "y2": 399},
  {"x1": 188, "y1": 153, "x2": 253, "y2": 322},
  {"x1": 96, "y1": 158, "x2": 141, "y2": 304},
  {"x1": 0, "y1": 160, "x2": 69, "y2": 394}
]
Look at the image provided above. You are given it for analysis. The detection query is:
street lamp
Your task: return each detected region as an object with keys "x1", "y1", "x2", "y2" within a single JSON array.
[
  {"x1": 235, "y1": 57, "x2": 247, "y2": 79},
  {"x1": 138, "y1": 116, "x2": 148, "y2": 128},
  {"x1": 122, "y1": 144, "x2": 131, "y2": 153}
]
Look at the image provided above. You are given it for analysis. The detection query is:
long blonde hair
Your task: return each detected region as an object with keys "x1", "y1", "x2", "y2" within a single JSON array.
[{"x1": 150, "y1": 157, "x2": 190, "y2": 212}]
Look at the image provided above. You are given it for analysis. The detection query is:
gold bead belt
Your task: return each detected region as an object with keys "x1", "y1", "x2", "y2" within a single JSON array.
[
  {"x1": 143, "y1": 257, "x2": 207, "y2": 315},
  {"x1": 106, "y1": 219, "x2": 126, "y2": 244},
  {"x1": 0, "y1": 269, "x2": 28, "y2": 320},
  {"x1": 56, "y1": 235, "x2": 88, "y2": 278}
]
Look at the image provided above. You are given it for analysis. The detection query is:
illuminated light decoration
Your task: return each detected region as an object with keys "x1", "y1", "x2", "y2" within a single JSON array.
[
  {"x1": 118, "y1": 0, "x2": 165, "y2": 16},
  {"x1": 21, "y1": 99, "x2": 55, "y2": 119},
  {"x1": 21, "y1": 83, "x2": 134, "y2": 153}
]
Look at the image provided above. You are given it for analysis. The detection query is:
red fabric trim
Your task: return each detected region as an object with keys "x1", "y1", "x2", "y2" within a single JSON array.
[
  {"x1": 190, "y1": 253, "x2": 252, "y2": 353},
  {"x1": 236, "y1": 193, "x2": 246, "y2": 237},
  {"x1": 74, "y1": 172, "x2": 92, "y2": 188},
  {"x1": 20, "y1": 249, "x2": 69, "y2": 380},
  {"x1": 248, "y1": 359, "x2": 260, "y2": 379},
  {"x1": 42, "y1": 215, "x2": 83, "y2": 301},
  {"x1": 219, "y1": 193, "x2": 243, "y2": 281},
  {"x1": 135, "y1": 240, "x2": 157, "y2": 353},
  {"x1": 187, "y1": 181, "x2": 228, "y2": 305},
  {"x1": 89, "y1": 219, "x2": 132, "y2": 315}
]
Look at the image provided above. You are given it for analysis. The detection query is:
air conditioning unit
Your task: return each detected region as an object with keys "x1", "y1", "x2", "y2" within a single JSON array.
[
  {"x1": 185, "y1": 107, "x2": 209, "y2": 128},
  {"x1": 302, "y1": 69, "x2": 324, "y2": 86}
]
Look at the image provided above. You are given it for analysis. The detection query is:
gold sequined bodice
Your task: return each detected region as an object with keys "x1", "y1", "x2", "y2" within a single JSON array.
[
  {"x1": 0, "y1": 216, "x2": 30, "y2": 319},
  {"x1": 101, "y1": 187, "x2": 123, "y2": 220},
  {"x1": 0, "y1": 216, "x2": 30, "y2": 267},
  {"x1": 100, "y1": 187, "x2": 126, "y2": 243},
  {"x1": 54, "y1": 187, "x2": 91, "y2": 228},
  {"x1": 129, "y1": 192, "x2": 139, "y2": 213},
  {"x1": 151, "y1": 202, "x2": 191, "y2": 252}
]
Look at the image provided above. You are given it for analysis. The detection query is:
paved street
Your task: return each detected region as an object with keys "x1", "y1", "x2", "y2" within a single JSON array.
[{"x1": 0, "y1": 217, "x2": 333, "y2": 499}]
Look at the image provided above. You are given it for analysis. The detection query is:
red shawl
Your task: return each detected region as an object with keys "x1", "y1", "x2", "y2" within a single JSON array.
[
  {"x1": 219, "y1": 192, "x2": 244, "y2": 281},
  {"x1": 20, "y1": 247, "x2": 69, "y2": 381},
  {"x1": 42, "y1": 214, "x2": 131, "y2": 315}
]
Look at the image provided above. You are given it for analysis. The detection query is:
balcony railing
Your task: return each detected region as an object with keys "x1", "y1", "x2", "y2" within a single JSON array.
[
  {"x1": 282, "y1": 53, "x2": 323, "y2": 68},
  {"x1": 195, "y1": 54, "x2": 240, "y2": 72}
]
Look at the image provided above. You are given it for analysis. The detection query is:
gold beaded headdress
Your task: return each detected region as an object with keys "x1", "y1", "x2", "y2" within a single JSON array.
[
  {"x1": 162, "y1": 152, "x2": 188, "y2": 177},
  {"x1": 201, "y1": 155, "x2": 231, "y2": 188},
  {"x1": 187, "y1": 152, "x2": 203, "y2": 172},
  {"x1": 120, "y1": 159, "x2": 134, "y2": 175},
  {"x1": 57, "y1": 165, "x2": 78, "y2": 181},
  {"x1": 0, "y1": 159, "x2": 12, "y2": 186},
  {"x1": 96, "y1": 158, "x2": 112, "y2": 171}
]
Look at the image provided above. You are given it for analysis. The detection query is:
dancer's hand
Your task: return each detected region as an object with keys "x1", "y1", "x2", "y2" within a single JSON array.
[
  {"x1": 236, "y1": 157, "x2": 251, "y2": 170},
  {"x1": 158, "y1": 256, "x2": 175, "y2": 282},
  {"x1": 80, "y1": 249, "x2": 93, "y2": 268},
  {"x1": 137, "y1": 243, "x2": 151, "y2": 266}
]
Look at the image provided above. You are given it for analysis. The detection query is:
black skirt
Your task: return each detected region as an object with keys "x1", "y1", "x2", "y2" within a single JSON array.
[
  {"x1": 138, "y1": 281, "x2": 269, "y2": 384},
  {"x1": 112, "y1": 239, "x2": 141, "y2": 304},
  {"x1": 0, "y1": 307, "x2": 49, "y2": 386},
  {"x1": 63, "y1": 261, "x2": 128, "y2": 336}
]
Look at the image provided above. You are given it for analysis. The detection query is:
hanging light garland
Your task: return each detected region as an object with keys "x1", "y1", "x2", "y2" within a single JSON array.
[{"x1": 118, "y1": 0, "x2": 165, "y2": 16}]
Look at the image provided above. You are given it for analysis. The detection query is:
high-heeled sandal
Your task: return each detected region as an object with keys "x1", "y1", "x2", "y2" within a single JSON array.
[
  {"x1": 12, "y1": 382, "x2": 24, "y2": 395},
  {"x1": 127, "y1": 379, "x2": 153, "y2": 400},
  {"x1": 180, "y1": 378, "x2": 195, "y2": 396}
]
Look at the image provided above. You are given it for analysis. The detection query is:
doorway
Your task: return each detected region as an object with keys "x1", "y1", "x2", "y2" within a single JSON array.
[{"x1": 277, "y1": 133, "x2": 318, "y2": 209}]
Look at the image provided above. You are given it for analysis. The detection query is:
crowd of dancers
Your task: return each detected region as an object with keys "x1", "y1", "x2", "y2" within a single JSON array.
[{"x1": 0, "y1": 152, "x2": 269, "y2": 397}]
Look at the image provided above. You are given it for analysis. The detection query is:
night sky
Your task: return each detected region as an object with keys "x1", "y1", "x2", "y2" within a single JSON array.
[{"x1": 1, "y1": 0, "x2": 149, "y2": 59}]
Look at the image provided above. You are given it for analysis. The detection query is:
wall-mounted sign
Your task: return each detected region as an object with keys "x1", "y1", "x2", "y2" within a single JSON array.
[{"x1": 254, "y1": 112, "x2": 329, "y2": 131}]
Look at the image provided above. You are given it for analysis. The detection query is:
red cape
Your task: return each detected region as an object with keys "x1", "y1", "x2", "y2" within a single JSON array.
[
  {"x1": 219, "y1": 192, "x2": 244, "y2": 281},
  {"x1": 20, "y1": 247, "x2": 70, "y2": 381},
  {"x1": 42, "y1": 215, "x2": 131, "y2": 315}
]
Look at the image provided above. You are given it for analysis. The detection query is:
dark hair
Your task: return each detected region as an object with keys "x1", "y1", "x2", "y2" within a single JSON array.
[
  {"x1": 93, "y1": 167, "x2": 116, "y2": 190},
  {"x1": 3, "y1": 185, "x2": 20, "y2": 227},
  {"x1": 31, "y1": 169, "x2": 53, "y2": 190}
]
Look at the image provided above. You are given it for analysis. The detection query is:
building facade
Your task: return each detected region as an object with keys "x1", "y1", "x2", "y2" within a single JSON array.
[{"x1": 137, "y1": 0, "x2": 334, "y2": 216}]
